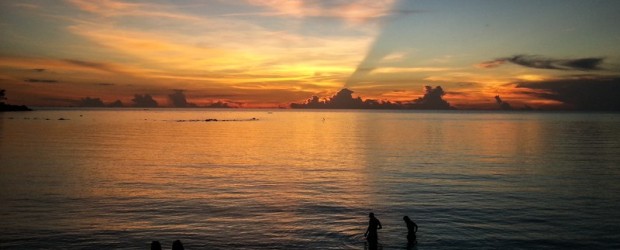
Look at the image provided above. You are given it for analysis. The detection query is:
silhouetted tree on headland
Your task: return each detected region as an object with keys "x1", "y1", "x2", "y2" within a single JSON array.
[
  {"x1": 291, "y1": 86, "x2": 455, "y2": 110},
  {"x1": 0, "y1": 89, "x2": 31, "y2": 111}
]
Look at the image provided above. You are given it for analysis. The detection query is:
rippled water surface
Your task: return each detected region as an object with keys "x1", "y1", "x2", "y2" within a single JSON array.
[{"x1": 1, "y1": 109, "x2": 620, "y2": 249}]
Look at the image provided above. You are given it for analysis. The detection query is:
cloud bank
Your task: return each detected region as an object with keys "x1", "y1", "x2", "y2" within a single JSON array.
[
  {"x1": 132, "y1": 94, "x2": 158, "y2": 107},
  {"x1": 75, "y1": 96, "x2": 124, "y2": 107},
  {"x1": 291, "y1": 86, "x2": 454, "y2": 110},
  {"x1": 479, "y1": 55, "x2": 605, "y2": 71},
  {"x1": 78, "y1": 97, "x2": 105, "y2": 107},
  {"x1": 409, "y1": 86, "x2": 453, "y2": 110},
  {"x1": 24, "y1": 79, "x2": 58, "y2": 83},
  {"x1": 168, "y1": 89, "x2": 196, "y2": 107},
  {"x1": 516, "y1": 76, "x2": 620, "y2": 111}
]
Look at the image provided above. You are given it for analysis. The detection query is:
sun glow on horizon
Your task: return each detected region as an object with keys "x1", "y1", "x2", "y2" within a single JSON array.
[{"x1": 1, "y1": 1, "x2": 619, "y2": 110}]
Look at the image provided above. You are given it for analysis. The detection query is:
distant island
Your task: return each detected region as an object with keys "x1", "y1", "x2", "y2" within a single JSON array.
[
  {"x1": 1, "y1": 87, "x2": 543, "y2": 111},
  {"x1": 291, "y1": 87, "x2": 455, "y2": 110},
  {"x1": 72, "y1": 91, "x2": 233, "y2": 108},
  {"x1": 0, "y1": 89, "x2": 31, "y2": 112}
]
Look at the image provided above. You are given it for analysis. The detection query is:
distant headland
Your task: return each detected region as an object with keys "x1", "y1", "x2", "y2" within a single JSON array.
[
  {"x1": 0, "y1": 103, "x2": 31, "y2": 112},
  {"x1": 0, "y1": 89, "x2": 31, "y2": 112}
]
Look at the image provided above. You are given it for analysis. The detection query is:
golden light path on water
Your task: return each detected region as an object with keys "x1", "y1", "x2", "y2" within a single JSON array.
[{"x1": 1, "y1": 109, "x2": 620, "y2": 249}]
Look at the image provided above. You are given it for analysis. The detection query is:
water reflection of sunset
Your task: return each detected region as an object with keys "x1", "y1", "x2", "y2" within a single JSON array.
[{"x1": 2, "y1": 110, "x2": 620, "y2": 248}]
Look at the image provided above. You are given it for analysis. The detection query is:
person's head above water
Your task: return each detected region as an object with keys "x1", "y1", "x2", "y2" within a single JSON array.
[
  {"x1": 150, "y1": 241, "x2": 162, "y2": 250},
  {"x1": 403, "y1": 216, "x2": 410, "y2": 222},
  {"x1": 172, "y1": 240, "x2": 184, "y2": 250},
  {"x1": 369, "y1": 212, "x2": 375, "y2": 218}
]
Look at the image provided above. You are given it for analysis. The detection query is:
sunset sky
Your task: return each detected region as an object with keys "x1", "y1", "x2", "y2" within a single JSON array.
[{"x1": 1, "y1": 0, "x2": 619, "y2": 109}]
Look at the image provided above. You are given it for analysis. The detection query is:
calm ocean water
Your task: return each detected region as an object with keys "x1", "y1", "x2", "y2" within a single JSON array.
[{"x1": 1, "y1": 109, "x2": 619, "y2": 249}]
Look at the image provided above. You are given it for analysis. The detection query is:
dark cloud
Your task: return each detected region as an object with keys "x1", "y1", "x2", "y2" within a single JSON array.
[
  {"x1": 325, "y1": 89, "x2": 363, "y2": 108},
  {"x1": 494, "y1": 95, "x2": 513, "y2": 110},
  {"x1": 64, "y1": 59, "x2": 106, "y2": 69},
  {"x1": 479, "y1": 55, "x2": 605, "y2": 71},
  {"x1": 516, "y1": 76, "x2": 620, "y2": 111},
  {"x1": 562, "y1": 58, "x2": 604, "y2": 71},
  {"x1": 74, "y1": 97, "x2": 124, "y2": 107},
  {"x1": 131, "y1": 94, "x2": 158, "y2": 107},
  {"x1": 291, "y1": 87, "x2": 454, "y2": 110},
  {"x1": 168, "y1": 89, "x2": 196, "y2": 107},
  {"x1": 78, "y1": 97, "x2": 105, "y2": 107},
  {"x1": 409, "y1": 86, "x2": 454, "y2": 110},
  {"x1": 63, "y1": 59, "x2": 118, "y2": 73},
  {"x1": 291, "y1": 89, "x2": 365, "y2": 109},
  {"x1": 97, "y1": 83, "x2": 115, "y2": 86},
  {"x1": 24, "y1": 78, "x2": 58, "y2": 83}
]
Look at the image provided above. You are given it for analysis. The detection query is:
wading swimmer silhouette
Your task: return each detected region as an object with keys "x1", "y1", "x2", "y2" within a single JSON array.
[
  {"x1": 364, "y1": 212, "x2": 382, "y2": 249},
  {"x1": 403, "y1": 215, "x2": 418, "y2": 246}
]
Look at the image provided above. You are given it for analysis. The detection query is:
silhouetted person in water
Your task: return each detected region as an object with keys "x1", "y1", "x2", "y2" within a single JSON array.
[
  {"x1": 172, "y1": 240, "x2": 184, "y2": 250},
  {"x1": 403, "y1": 216, "x2": 418, "y2": 246},
  {"x1": 365, "y1": 212, "x2": 382, "y2": 249},
  {"x1": 150, "y1": 241, "x2": 162, "y2": 250}
]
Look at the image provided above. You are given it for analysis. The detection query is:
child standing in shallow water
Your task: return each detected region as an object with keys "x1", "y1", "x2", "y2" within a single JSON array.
[{"x1": 403, "y1": 216, "x2": 418, "y2": 246}]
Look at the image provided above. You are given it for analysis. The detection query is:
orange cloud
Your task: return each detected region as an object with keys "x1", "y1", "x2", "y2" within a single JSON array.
[
  {"x1": 66, "y1": 19, "x2": 369, "y2": 90},
  {"x1": 245, "y1": 0, "x2": 396, "y2": 24},
  {"x1": 0, "y1": 55, "x2": 151, "y2": 76},
  {"x1": 68, "y1": 0, "x2": 140, "y2": 13},
  {"x1": 67, "y1": 0, "x2": 200, "y2": 20},
  {"x1": 61, "y1": 0, "x2": 377, "y2": 96},
  {"x1": 371, "y1": 67, "x2": 453, "y2": 74}
]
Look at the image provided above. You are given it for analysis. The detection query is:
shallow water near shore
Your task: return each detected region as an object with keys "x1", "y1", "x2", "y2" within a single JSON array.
[{"x1": 1, "y1": 109, "x2": 620, "y2": 249}]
